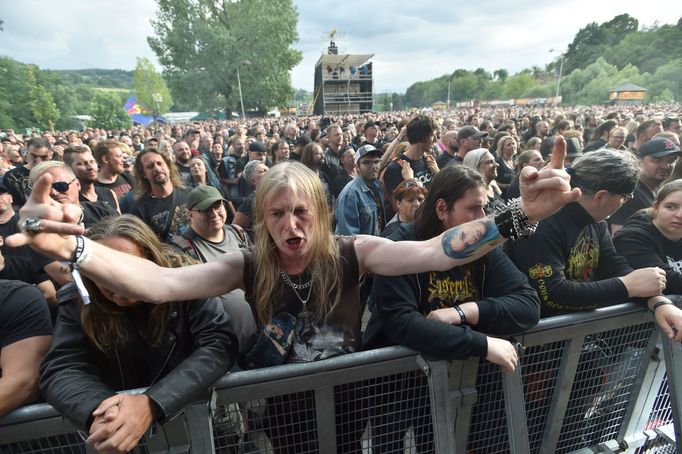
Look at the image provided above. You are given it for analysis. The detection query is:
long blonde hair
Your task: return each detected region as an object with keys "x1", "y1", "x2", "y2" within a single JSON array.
[
  {"x1": 252, "y1": 162, "x2": 342, "y2": 324},
  {"x1": 81, "y1": 215, "x2": 198, "y2": 351}
]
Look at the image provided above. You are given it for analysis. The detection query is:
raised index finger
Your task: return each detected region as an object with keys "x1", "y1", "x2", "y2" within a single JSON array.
[
  {"x1": 29, "y1": 172, "x2": 57, "y2": 204},
  {"x1": 548, "y1": 135, "x2": 567, "y2": 170}
]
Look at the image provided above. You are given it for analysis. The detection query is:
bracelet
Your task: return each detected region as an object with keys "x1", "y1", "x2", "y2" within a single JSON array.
[
  {"x1": 71, "y1": 236, "x2": 92, "y2": 269},
  {"x1": 494, "y1": 198, "x2": 538, "y2": 241},
  {"x1": 453, "y1": 305, "x2": 467, "y2": 325},
  {"x1": 652, "y1": 299, "x2": 674, "y2": 312}
]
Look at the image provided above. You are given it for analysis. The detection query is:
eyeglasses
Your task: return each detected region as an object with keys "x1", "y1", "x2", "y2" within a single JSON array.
[
  {"x1": 611, "y1": 191, "x2": 634, "y2": 201},
  {"x1": 51, "y1": 178, "x2": 78, "y2": 194},
  {"x1": 193, "y1": 201, "x2": 225, "y2": 215},
  {"x1": 359, "y1": 159, "x2": 381, "y2": 167}
]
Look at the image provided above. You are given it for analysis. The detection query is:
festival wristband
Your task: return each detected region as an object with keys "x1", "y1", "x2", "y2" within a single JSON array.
[
  {"x1": 453, "y1": 305, "x2": 467, "y2": 325},
  {"x1": 652, "y1": 299, "x2": 674, "y2": 312}
]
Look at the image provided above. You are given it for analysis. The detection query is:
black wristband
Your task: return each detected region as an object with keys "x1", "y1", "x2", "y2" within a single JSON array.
[
  {"x1": 652, "y1": 299, "x2": 674, "y2": 312},
  {"x1": 453, "y1": 305, "x2": 467, "y2": 325}
]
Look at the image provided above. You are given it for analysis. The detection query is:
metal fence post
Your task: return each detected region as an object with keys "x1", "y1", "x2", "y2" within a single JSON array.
[
  {"x1": 315, "y1": 385, "x2": 338, "y2": 453},
  {"x1": 502, "y1": 365, "x2": 530, "y2": 453},
  {"x1": 616, "y1": 326, "x2": 665, "y2": 450},
  {"x1": 539, "y1": 337, "x2": 583, "y2": 454},
  {"x1": 660, "y1": 332, "x2": 682, "y2": 453},
  {"x1": 423, "y1": 359, "x2": 457, "y2": 454},
  {"x1": 184, "y1": 399, "x2": 215, "y2": 453},
  {"x1": 449, "y1": 357, "x2": 479, "y2": 453}
]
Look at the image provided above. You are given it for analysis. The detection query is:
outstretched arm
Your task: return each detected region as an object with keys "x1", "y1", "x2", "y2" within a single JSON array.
[
  {"x1": 6, "y1": 173, "x2": 245, "y2": 304},
  {"x1": 357, "y1": 137, "x2": 581, "y2": 276}
]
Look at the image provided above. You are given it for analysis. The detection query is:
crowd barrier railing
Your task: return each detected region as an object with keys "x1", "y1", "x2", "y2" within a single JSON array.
[{"x1": 1, "y1": 302, "x2": 679, "y2": 453}]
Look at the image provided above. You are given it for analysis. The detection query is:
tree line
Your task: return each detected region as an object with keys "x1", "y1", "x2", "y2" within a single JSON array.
[{"x1": 390, "y1": 15, "x2": 682, "y2": 110}]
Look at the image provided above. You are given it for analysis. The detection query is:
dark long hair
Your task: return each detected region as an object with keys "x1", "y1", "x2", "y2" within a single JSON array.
[
  {"x1": 415, "y1": 164, "x2": 485, "y2": 240},
  {"x1": 80, "y1": 215, "x2": 198, "y2": 351}
]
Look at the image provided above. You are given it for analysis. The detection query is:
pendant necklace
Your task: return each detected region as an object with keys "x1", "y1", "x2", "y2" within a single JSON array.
[{"x1": 279, "y1": 269, "x2": 316, "y2": 307}]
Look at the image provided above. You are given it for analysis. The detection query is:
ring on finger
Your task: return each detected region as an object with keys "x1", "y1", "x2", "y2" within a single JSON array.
[{"x1": 22, "y1": 217, "x2": 43, "y2": 234}]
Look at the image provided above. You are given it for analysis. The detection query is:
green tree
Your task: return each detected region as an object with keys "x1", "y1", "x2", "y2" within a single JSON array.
[
  {"x1": 502, "y1": 73, "x2": 536, "y2": 98},
  {"x1": 87, "y1": 92, "x2": 132, "y2": 130},
  {"x1": 148, "y1": 0, "x2": 302, "y2": 115},
  {"x1": 30, "y1": 84, "x2": 60, "y2": 131},
  {"x1": 133, "y1": 57, "x2": 173, "y2": 119}
]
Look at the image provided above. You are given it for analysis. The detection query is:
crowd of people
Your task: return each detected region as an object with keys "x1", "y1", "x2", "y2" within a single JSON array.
[{"x1": 1, "y1": 102, "x2": 682, "y2": 453}]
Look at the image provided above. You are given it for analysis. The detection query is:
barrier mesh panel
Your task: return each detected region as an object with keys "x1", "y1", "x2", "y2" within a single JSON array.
[
  {"x1": 555, "y1": 323, "x2": 653, "y2": 453},
  {"x1": 365, "y1": 371, "x2": 434, "y2": 453},
  {"x1": 466, "y1": 359, "x2": 508, "y2": 454},
  {"x1": 212, "y1": 370, "x2": 434, "y2": 453},
  {"x1": 522, "y1": 340, "x2": 565, "y2": 454},
  {"x1": 213, "y1": 392, "x2": 318, "y2": 454},
  {"x1": 0, "y1": 433, "x2": 149, "y2": 453},
  {"x1": 0, "y1": 434, "x2": 86, "y2": 454},
  {"x1": 635, "y1": 372, "x2": 676, "y2": 454}
]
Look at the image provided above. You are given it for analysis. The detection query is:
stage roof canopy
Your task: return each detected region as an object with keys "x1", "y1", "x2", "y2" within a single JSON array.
[{"x1": 315, "y1": 53, "x2": 374, "y2": 68}]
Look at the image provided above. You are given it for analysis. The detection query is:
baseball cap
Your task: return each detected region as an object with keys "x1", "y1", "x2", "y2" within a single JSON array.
[
  {"x1": 639, "y1": 138, "x2": 681, "y2": 158},
  {"x1": 248, "y1": 141, "x2": 267, "y2": 153},
  {"x1": 457, "y1": 126, "x2": 488, "y2": 141},
  {"x1": 187, "y1": 186, "x2": 227, "y2": 211},
  {"x1": 355, "y1": 144, "x2": 382, "y2": 164}
]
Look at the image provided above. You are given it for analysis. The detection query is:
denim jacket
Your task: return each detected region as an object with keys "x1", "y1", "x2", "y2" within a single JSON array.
[{"x1": 335, "y1": 177, "x2": 384, "y2": 236}]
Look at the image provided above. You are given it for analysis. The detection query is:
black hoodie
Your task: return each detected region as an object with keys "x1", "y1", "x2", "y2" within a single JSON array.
[{"x1": 613, "y1": 210, "x2": 682, "y2": 294}]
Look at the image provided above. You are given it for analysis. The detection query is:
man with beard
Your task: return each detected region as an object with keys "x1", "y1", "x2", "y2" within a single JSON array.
[
  {"x1": 93, "y1": 140, "x2": 134, "y2": 201},
  {"x1": 335, "y1": 145, "x2": 385, "y2": 236},
  {"x1": 173, "y1": 141, "x2": 194, "y2": 188},
  {"x1": 436, "y1": 130, "x2": 459, "y2": 169},
  {"x1": 610, "y1": 138, "x2": 681, "y2": 234},
  {"x1": 63, "y1": 146, "x2": 120, "y2": 214},
  {"x1": 129, "y1": 148, "x2": 190, "y2": 242}
]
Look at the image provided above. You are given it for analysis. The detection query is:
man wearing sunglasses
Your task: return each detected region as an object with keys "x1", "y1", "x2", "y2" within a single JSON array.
[{"x1": 28, "y1": 162, "x2": 118, "y2": 229}]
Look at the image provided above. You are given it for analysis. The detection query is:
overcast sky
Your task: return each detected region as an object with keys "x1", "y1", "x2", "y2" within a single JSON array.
[{"x1": 0, "y1": 1, "x2": 676, "y2": 93}]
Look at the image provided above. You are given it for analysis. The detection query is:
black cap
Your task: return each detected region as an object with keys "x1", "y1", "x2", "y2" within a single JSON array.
[
  {"x1": 639, "y1": 138, "x2": 681, "y2": 158},
  {"x1": 458, "y1": 126, "x2": 488, "y2": 140},
  {"x1": 248, "y1": 141, "x2": 267, "y2": 153}
]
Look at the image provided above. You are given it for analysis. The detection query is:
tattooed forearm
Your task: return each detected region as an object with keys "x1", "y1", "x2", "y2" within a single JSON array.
[{"x1": 441, "y1": 217, "x2": 504, "y2": 259}]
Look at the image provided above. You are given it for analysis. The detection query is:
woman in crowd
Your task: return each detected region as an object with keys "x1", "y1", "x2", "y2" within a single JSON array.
[
  {"x1": 12, "y1": 141, "x2": 578, "y2": 452},
  {"x1": 39, "y1": 215, "x2": 237, "y2": 454},
  {"x1": 380, "y1": 178, "x2": 427, "y2": 238},
  {"x1": 495, "y1": 135, "x2": 518, "y2": 196},
  {"x1": 330, "y1": 146, "x2": 358, "y2": 199},
  {"x1": 506, "y1": 149, "x2": 545, "y2": 199},
  {"x1": 614, "y1": 180, "x2": 682, "y2": 296},
  {"x1": 463, "y1": 148, "x2": 505, "y2": 213}
]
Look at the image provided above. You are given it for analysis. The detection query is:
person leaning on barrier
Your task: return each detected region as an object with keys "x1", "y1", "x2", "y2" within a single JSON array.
[
  {"x1": 505, "y1": 149, "x2": 682, "y2": 341},
  {"x1": 9, "y1": 147, "x2": 578, "y2": 452},
  {"x1": 613, "y1": 180, "x2": 682, "y2": 336},
  {"x1": 0, "y1": 279, "x2": 52, "y2": 418},
  {"x1": 38, "y1": 215, "x2": 238, "y2": 453}
]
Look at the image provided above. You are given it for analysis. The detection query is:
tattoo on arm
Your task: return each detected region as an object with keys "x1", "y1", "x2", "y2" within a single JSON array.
[{"x1": 441, "y1": 217, "x2": 503, "y2": 259}]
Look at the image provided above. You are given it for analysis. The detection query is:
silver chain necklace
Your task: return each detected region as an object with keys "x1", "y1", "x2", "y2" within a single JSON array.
[{"x1": 279, "y1": 269, "x2": 316, "y2": 305}]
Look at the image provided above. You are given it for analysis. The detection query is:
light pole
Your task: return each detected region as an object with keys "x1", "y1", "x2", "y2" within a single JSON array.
[
  {"x1": 549, "y1": 49, "x2": 564, "y2": 104},
  {"x1": 236, "y1": 60, "x2": 251, "y2": 118}
]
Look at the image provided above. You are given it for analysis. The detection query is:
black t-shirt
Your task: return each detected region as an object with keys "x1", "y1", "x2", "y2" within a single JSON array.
[
  {"x1": 0, "y1": 212, "x2": 53, "y2": 283},
  {"x1": 609, "y1": 181, "x2": 654, "y2": 227},
  {"x1": 0, "y1": 280, "x2": 52, "y2": 351},
  {"x1": 95, "y1": 173, "x2": 134, "y2": 201},
  {"x1": 383, "y1": 153, "x2": 435, "y2": 197},
  {"x1": 129, "y1": 188, "x2": 190, "y2": 241},
  {"x1": 495, "y1": 156, "x2": 514, "y2": 186}
]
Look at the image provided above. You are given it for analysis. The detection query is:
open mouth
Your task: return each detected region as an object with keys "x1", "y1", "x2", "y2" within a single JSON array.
[{"x1": 286, "y1": 237, "x2": 303, "y2": 246}]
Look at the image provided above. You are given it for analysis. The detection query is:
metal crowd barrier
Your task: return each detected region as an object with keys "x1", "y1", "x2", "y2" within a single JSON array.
[{"x1": 1, "y1": 302, "x2": 680, "y2": 453}]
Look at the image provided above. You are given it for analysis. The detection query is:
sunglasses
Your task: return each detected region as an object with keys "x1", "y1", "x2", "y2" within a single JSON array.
[
  {"x1": 397, "y1": 179, "x2": 424, "y2": 190},
  {"x1": 51, "y1": 178, "x2": 78, "y2": 194}
]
